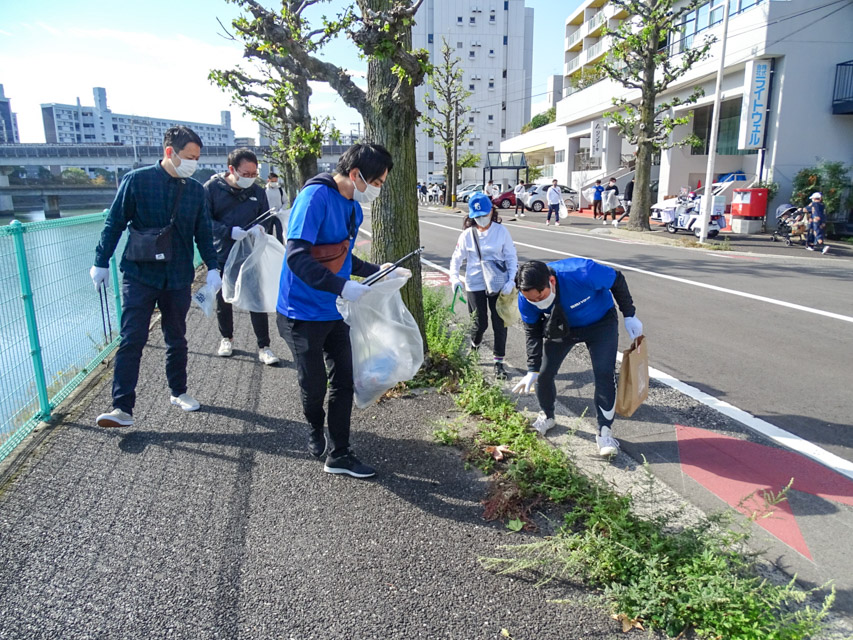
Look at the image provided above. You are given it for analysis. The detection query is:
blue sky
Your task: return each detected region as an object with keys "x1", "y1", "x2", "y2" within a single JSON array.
[{"x1": 0, "y1": 0, "x2": 581, "y2": 143}]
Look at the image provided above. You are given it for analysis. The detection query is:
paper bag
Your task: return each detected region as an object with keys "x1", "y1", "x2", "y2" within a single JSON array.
[{"x1": 615, "y1": 336, "x2": 649, "y2": 417}]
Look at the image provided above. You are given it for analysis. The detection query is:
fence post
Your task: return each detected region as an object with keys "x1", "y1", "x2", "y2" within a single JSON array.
[
  {"x1": 9, "y1": 220, "x2": 51, "y2": 421},
  {"x1": 109, "y1": 254, "x2": 122, "y2": 325}
]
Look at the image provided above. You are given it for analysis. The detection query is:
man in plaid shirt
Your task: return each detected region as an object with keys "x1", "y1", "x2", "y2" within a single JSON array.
[{"x1": 90, "y1": 126, "x2": 220, "y2": 427}]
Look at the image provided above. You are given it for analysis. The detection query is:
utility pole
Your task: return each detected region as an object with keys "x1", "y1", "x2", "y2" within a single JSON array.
[
  {"x1": 451, "y1": 105, "x2": 458, "y2": 209},
  {"x1": 699, "y1": 1, "x2": 730, "y2": 243},
  {"x1": 350, "y1": 121, "x2": 362, "y2": 143}
]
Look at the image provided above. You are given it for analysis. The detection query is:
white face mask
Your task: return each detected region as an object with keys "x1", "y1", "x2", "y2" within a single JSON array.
[
  {"x1": 530, "y1": 289, "x2": 556, "y2": 309},
  {"x1": 234, "y1": 174, "x2": 255, "y2": 189},
  {"x1": 353, "y1": 170, "x2": 381, "y2": 204},
  {"x1": 474, "y1": 215, "x2": 491, "y2": 228},
  {"x1": 171, "y1": 154, "x2": 197, "y2": 178}
]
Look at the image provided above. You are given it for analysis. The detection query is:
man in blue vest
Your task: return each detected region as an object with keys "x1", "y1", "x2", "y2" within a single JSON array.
[
  {"x1": 277, "y1": 143, "x2": 409, "y2": 478},
  {"x1": 511, "y1": 259, "x2": 643, "y2": 457}
]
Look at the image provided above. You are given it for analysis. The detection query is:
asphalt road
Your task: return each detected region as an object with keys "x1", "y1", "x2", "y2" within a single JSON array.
[{"x1": 365, "y1": 205, "x2": 853, "y2": 464}]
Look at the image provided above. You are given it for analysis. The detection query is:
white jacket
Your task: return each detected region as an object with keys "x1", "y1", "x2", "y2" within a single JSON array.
[
  {"x1": 546, "y1": 186, "x2": 562, "y2": 205},
  {"x1": 449, "y1": 223, "x2": 518, "y2": 293}
]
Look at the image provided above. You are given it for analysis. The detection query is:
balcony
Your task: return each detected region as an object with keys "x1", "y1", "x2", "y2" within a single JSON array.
[
  {"x1": 833, "y1": 60, "x2": 853, "y2": 114},
  {"x1": 565, "y1": 56, "x2": 581, "y2": 75},
  {"x1": 585, "y1": 37, "x2": 608, "y2": 64},
  {"x1": 566, "y1": 28, "x2": 583, "y2": 50},
  {"x1": 584, "y1": 10, "x2": 606, "y2": 36}
]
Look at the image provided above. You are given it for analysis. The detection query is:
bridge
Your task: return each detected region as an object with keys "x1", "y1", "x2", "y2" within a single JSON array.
[
  {"x1": 0, "y1": 184, "x2": 117, "y2": 217},
  {"x1": 0, "y1": 143, "x2": 351, "y2": 168}
]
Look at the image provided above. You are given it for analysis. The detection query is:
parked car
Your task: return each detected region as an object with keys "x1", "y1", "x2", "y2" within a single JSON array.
[
  {"x1": 456, "y1": 183, "x2": 478, "y2": 196},
  {"x1": 523, "y1": 184, "x2": 578, "y2": 212},
  {"x1": 458, "y1": 184, "x2": 484, "y2": 203},
  {"x1": 492, "y1": 186, "x2": 532, "y2": 209}
]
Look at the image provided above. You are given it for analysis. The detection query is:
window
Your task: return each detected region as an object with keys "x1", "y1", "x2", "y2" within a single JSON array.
[
  {"x1": 470, "y1": 16, "x2": 476, "y2": 24},
  {"x1": 428, "y1": 34, "x2": 433, "y2": 43},
  {"x1": 469, "y1": 50, "x2": 475, "y2": 58},
  {"x1": 501, "y1": 129, "x2": 506, "y2": 136},
  {"x1": 503, "y1": 35, "x2": 508, "y2": 45},
  {"x1": 692, "y1": 98, "x2": 758, "y2": 156},
  {"x1": 504, "y1": 0, "x2": 509, "y2": 8},
  {"x1": 488, "y1": 79, "x2": 495, "y2": 89},
  {"x1": 555, "y1": 150, "x2": 565, "y2": 163},
  {"x1": 469, "y1": 116, "x2": 475, "y2": 123},
  {"x1": 489, "y1": 11, "x2": 496, "y2": 23},
  {"x1": 488, "y1": 114, "x2": 494, "y2": 122},
  {"x1": 457, "y1": 16, "x2": 463, "y2": 23},
  {"x1": 469, "y1": 84, "x2": 475, "y2": 90},
  {"x1": 457, "y1": 41, "x2": 463, "y2": 49},
  {"x1": 489, "y1": 49, "x2": 495, "y2": 57},
  {"x1": 502, "y1": 69, "x2": 507, "y2": 78},
  {"x1": 469, "y1": 140, "x2": 475, "y2": 148},
  {"x1": 488, "y1": 141, "x2": 494, "y2": 148},
  {"x1": 428, "y1": 151, "x2": 434, "y2": 160}
]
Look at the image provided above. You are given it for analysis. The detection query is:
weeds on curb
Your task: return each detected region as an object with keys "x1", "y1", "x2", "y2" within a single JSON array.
[
  {"x1": 452, "y1": 367, "x2": 833, "y2": 638},
  {"x1": 411, "y1": 286, "x2": 473, "y2": 390}
]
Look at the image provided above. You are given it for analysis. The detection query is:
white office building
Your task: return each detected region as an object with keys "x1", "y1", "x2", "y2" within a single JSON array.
[
  {"x1": 41, "y1": 87, "x2": 235, "y2": 147},
  {"x1": 501, "y1": 0, "x2": 853, "y2": 220},
  {"x1": 413, "y1": 0, "x2": 534, "y2": 184}
]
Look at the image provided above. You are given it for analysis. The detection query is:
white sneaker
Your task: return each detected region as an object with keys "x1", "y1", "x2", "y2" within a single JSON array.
[
  {"x1": 806, "y1": 246, "x2": 814, "y2": 251},
  {"x1": 612, "y1": 220, "x2": 618, "y2": 227},
  {"x1": 96, "y1": 408, "x2": 134, "y2": 428},
  {"x1": 596, "y1": 426, "x2": 620, "y2": 457},
  {"x1": 555, "y1": 221, "x2": 560, "y2": 226},
  {"x1": 545, "y1": 221, "x2": 550, "y2": 226},
  {"x1": 602, "y1": 220, "x2": 608, "y2": 225},
  {"x1": 821, "y1": 246, "x2": 829, "y2": 254},
  {"x1": 170, "y1": 393, "x2": 200, "y2": 412},
  {"x1": 217, "y1": 338, "x2": 233, "y2": 357},
  {"x1": 531, "y1": 411, "x2": 555, "y2": 435},
  {"x1": 258, "y1": 347, "x2": 280, "y2": 365}
]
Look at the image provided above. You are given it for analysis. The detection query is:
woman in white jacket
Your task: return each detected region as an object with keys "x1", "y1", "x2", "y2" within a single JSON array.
[{"x1": 449, "y1": 192, "x2": 519, "y2": 380}]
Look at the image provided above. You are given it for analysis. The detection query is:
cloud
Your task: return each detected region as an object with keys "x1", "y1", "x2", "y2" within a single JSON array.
[{"x1": 0, "y1": 29, "x2": 12, "y2": 37}]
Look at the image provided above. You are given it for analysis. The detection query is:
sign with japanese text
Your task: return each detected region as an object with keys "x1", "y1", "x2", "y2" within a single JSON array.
[
  {"x1": 738, "y1": 58, "x2": 772, "y2": 150},
  {"x1": 590, "y1": 120, "x2": 604, "y2": 158}
]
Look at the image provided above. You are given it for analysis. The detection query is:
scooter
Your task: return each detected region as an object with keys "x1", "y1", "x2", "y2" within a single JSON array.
[{"x1": 655, "y1": 193, "x2": 725, "y2": 238}]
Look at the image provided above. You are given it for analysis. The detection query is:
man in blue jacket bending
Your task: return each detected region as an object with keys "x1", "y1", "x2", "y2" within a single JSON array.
[{"x1": 511, "y1": 259, "x2": 643, "y2": 457}]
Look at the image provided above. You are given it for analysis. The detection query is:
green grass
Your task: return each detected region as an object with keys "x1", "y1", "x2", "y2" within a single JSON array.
[
  {"x1": 449, "y1": 367, "x2": 833, "y2": 639},
  {"x1": 410, "y1": 285, "x2": 474, "y2": 389}
]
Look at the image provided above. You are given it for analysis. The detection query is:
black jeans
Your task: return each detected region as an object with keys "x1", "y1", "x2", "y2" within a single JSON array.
[
  {"x1": 215, "y1": 289, "x2": 271, "y2": 348},
  {"x1": 616, "y1": 201, "x2": 631, "y2": 223},
  {"x1": 537, "y1": 308, "x2": 618, "y2": 430},
  {"x1": 277, "y1": 314, "x2": 353, "y2": 457},
  {"x1": 515, "y1": 198, "x2": 525, "y2": 215},
  {"x1": 467, "y1": 289, "x2": 507, "y2": 359},
  {"x1": 112, "y1": 279, "x2": 191, "y2": 414}
]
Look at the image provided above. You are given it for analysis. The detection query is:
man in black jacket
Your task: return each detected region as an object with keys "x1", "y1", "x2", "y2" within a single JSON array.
[{"x1": 204, "y1": 148, "x2": 280, "y2": 365}]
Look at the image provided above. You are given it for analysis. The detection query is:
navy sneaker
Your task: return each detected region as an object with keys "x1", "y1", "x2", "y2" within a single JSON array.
[
  {"x1": 324, "y1": 450, "x2": 376, "y2": 478},
  {"x1": 494, "y1": 362, "x2": 507, "y2": 380},
  {"x1": 308, "y1": 429, "x2": 327, "y2": 458}
]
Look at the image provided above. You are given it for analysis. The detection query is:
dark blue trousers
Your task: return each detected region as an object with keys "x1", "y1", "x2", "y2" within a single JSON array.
[{"x1": 112, "y1": 278, "x2": 191, "y2": 414}]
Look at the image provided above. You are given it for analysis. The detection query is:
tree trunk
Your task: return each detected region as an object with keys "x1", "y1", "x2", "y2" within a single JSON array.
[
  {"x1": 629, "y1": 32, "x2": 659, "y2": 232},
  {"x1": 362, "y1": 2, "x2": 425, "y2": 342}
]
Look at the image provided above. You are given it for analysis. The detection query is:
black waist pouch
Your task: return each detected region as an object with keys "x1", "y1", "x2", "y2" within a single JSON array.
[
  {"x1": 125, "y1": 180, "x2": 184, "y2": 263},
  {"x1": 125, "y1": 225, "x2": 174, "y2": 262}
]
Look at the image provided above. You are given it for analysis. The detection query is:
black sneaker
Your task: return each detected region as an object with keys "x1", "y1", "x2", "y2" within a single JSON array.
[
  {"x1": 324, "y1": 451, "x2": 376, "y2": 478},
  {"x1": 494, "y1": 362, "x2": 507, "y2": 380},
  {"x1": 308, "y1": 429, "x2": 327, "y2": 458}
]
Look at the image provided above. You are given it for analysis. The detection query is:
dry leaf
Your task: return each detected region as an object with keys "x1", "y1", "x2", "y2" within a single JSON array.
[
  {"x1": 611, "y1": 613, "x2": 644, "y2": 633},
  {"x1": 485, "y1": 445, "x2": 515, "y2": 461}
]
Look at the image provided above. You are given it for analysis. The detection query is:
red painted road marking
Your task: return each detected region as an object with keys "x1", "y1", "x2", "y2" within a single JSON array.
[
  {"x1": 676, "y1": 425, "x2": 853, "y2": 559},
  {"x1": 423, "y1": 271, "x2": 449, "y2": 288}
]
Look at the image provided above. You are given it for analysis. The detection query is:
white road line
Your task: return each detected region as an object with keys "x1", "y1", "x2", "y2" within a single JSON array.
[
  {"x1": 418, "y1": 219, "x2": 853, "y2": 324},
  {"x1": 412, "y1": 232, "x2": 853, "y2": 482}
]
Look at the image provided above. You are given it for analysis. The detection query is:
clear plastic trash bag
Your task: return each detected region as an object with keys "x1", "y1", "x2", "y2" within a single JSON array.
[
  {"x1": 337, "y1": 276, "x2": 424, "y2": 409},
  {"x1": 222, "y1": 232, "x2": 286, "y2": 313},
  {"x1": 192, "y1": 284, "x2": 215, "y2": 317}
]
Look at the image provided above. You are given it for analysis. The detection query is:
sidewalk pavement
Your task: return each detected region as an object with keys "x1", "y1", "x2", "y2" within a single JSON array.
[{"x1": 0, "y1": 288, "x2": 627, "y2": 640}]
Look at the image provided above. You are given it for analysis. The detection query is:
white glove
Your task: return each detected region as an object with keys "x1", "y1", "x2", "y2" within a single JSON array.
[
  {"x1": 449, "y1": 279, "x2": 462, "y2": 298},
  {"x1": 341, "y1": 280, "x2": 370, "y2": 302},
  {"x1": 90, "y1": 266, "x2": 109, "y2": 290},
  {"x1": 380, "y1": 263, "x2": 412, "y2": 280},
  {"x1": 248, "y1": 225, "x2": 265, "y2": 239},
  {"x1": 501, "y1": 281, "x2": 515, "y2": 296},
  {"x1": 512, "y1": 372, "x2": 539, "y2": 394},
  {"x1": 206, "y1": 268, "x2": 222, "y2": 293},
  {"x1": 231, "y1": 227, "x2": 248, "y2": 241},
  {"x1": 624, "y1": 316, "x2": 643, "y2": 341}
]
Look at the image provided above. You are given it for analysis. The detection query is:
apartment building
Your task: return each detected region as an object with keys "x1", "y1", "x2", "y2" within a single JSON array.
[
  {"x1": 412, "y1": 0, "x2": 534, "y2": 183},
  {"x1": 41, "y1": 87, "x2": 234, "y2": 147},
  {"x1": 501, "y1": 0, "x2": 853, "y2": 218},
  {"x1": 0, "y1": 84, "x2": 20, "y2": 144}
]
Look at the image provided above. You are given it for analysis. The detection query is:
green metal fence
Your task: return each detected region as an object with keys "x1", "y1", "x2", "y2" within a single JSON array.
[{"x1": 0, "y1": 212, "x2": 124, "y2": 462}]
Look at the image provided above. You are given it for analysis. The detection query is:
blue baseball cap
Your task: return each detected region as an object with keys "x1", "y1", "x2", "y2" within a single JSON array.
[{"x1": 468, "y1": 192, "x2": 493, "y2": 218}]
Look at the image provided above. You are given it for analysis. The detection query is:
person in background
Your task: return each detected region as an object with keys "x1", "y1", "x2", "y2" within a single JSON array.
[
  {"x1": 440, "y1": 182, "x2": 447, "y2": 205},
  {"x1": 614, "y1": 177, "x2": 634, "y2": 227},
  {"x1": 487, "y1": 180, "x2": 500, "y2": 199},
  {"x1": 513, "y1": 181, "x2": 527, "y2": 218},
  {"x1": 277, "y1": 143, "x2": 409, "y2": 479},
  {"x1": 802, "y1": 192, "x2": 830, "y2": 254},
  {"x1": 90, "y1": 126, "x2": 220, "y2": 428},
  {"x1": 205, "y1": 148, "x2": 280, "y2": 366},
  {"x1": 511, "y1": 259, "x2": 643, "y2": 457},
  {"x1": 592, "y1": 179, "x2": 604, "y2": 219},
  {"x1": 601, "y1": 177, "x2": 620, "y2": 223},
  {"x1": 545, "y1": 179, "x2": 562, "y2": 226},
  {"x1": 265, "y1": 172, "x2": 285, "y2": 212},
  {"x1": 449, "y1": 192, "x2": 518, "y2": 380}
]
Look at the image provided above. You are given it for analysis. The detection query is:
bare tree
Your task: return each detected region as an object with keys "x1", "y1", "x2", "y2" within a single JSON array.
[{"x1": 599, "y1": 0, "x2": 713, "y2": 230}]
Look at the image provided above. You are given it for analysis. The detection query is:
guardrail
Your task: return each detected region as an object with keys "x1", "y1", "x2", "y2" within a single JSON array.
[{"x1": 0, "y1": 214, "x2": 203, "y2": 462}]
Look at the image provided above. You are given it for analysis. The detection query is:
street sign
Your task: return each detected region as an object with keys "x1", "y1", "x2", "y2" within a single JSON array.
[
  {"x1": 589, "y1": 120, "x2": 604, "y2": 158},
  {"x1": 738, "y1": 58, "x2": 772, "y2": 150}
]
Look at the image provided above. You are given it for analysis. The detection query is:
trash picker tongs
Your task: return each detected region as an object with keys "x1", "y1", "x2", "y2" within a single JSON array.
[{"x1": 363, "y1": 246, "x2": 425, "y2": 286}]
